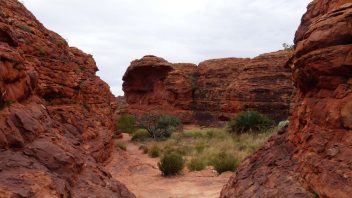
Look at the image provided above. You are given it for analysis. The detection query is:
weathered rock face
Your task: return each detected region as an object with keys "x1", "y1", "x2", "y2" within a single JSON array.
[
  {"x1": 221, "y1": 1, "x2": 352, "y2": 197},
  {"x1": 0, "y1": 0, "x2": 135, "y2": 197},
  {"x1": 194, "y1": 50, "x2": 292, "y2": 122},
  {"x1": 122, "y1": 55, "x2": 197, "y2": 122},
  {"x1": 122, "y1": 51, "x2": 293, "y2": 124}
]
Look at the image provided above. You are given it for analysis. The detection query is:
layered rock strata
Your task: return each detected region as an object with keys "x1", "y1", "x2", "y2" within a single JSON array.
[
  {"x1": 221, "y1": 1, "x2": 352, "y2": 197},
  {"x1": 0, "y1": 0, "x2": 135, "y2": 197},
  {"x1": 122, "y1": 51, "x2": 293, "y2": 124}
]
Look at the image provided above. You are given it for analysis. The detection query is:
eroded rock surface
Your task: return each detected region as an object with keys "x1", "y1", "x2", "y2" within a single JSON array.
[
  {"x1": 195, "y1": 50, "x2": 292, "y2": 122},
  {"x1": 122, "y1": 55, "x2": 197, "y2": 122},
  {"x1": 123, "y1": 51, "x2": 293, "y2": 124},
  {"x1": 221, "y1": 1, "x2": 352, "y2": 197},
  {"x1": 0, "y1": 0, "x2": 134, "y2": 197}
]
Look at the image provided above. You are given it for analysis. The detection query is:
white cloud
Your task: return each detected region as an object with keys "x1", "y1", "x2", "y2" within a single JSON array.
[{"x1": 21, "y1": 0, "x2": 309, "y2": 96}]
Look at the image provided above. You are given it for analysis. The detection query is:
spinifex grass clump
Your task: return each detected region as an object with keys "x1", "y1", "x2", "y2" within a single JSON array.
[
  {"x1": 211, "y1": 152, "x2": 239, "y2": 174},
  {"x1": 228, "y1": 111, "x2": 273, "y2": 134},
  {"x1": 148, "y1": 145, "x2": 161, "y2": 158},
  {"x1": 158, "y1": 152, "x2": 184, "y2": 176},
  {"x1": 187, "y1": 157, "x2": 207, "y2": 171},
  {"x1": 132, "y1": 129, "x2": 150, "y2": 141}
]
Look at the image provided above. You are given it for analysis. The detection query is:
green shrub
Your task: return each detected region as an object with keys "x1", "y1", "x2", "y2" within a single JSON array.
[
  {"x1": 187, "y1": 157, "x2": 206, "y2": 171},
  {"x1": 211, "y1": 152, "x2": 239, "y2": 174},
  {"x1": 115, "y1": 140, "x2": 127, "y2": 151},
  {"x1": 228, "y1": 111, "x2": 273, "y2": 134},
  {"x1": 148, "y1": 145, "x2": 161, "y2": 158},
  {"x1": 137, "y1": 113, "x2": 181, "y2": 139},
  {"x1": 131, "y1": 129, "x2": 150, "y2": 141},
  {"x1": 116, "y1": 114, "x2": 136, "y2": 134},
  {"x1": 158, "y1": 152, "x2": 184, "y2": 176}
]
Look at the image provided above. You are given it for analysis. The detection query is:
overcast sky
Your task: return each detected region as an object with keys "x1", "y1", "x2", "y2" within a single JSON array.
[{"x1": 21, "y1": 0, "x2": 309, "y2": 96}]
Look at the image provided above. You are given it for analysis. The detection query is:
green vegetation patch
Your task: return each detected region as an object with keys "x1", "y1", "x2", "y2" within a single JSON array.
[
  {"x1": 158, "y1": 152, "x2": 184, "y2": 176},
  {"x1": 187, "y1": 157, "x2": 207, "y2": 171},
  {"x1": 116, "y1": 114, "x2": 137, "y2": 134},
  {"x1": 228, "y1": 111, "x2": 273, "y2": 134},
  {"x1": 211, "y1": 152, "x2": 239, "y2": 174}
]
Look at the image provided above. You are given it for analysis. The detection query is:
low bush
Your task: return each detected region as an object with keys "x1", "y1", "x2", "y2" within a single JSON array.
[
  {"x1": 211, "y1": 152, "x2": 239, "y2": 174},
  {"x1": 116, "y1": 114, "x2": 136, "y2": 134},
  {"x1": 137, "y1": 113, "x2": 181, "y2": 139},
  {"x1": 158, "y1": 152, "x2": 184, "y2": 176},
  {"x1": 131, "y1": 129, "x2": 150, "y2": 141},
  {"x1": 148, "y1": 145, "x2": 161, "y2": 158},
  {"x1": 187, "y1": 157, "x2": 206, "y2": 171},
  {"x1": 228, "y1": 111, "x2": 273, "y2": 134}
]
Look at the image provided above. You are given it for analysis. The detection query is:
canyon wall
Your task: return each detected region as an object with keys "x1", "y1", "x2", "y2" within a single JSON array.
[
  {"x1": 221, "y1": 0, "x2": 352, "y2": 197},
  {"x1": 122, "y1": 55, "x2": 197, "y2": 122},
  {"x1": 122, "y1": 51, "x2": 293, "y2": 124},
  {"x1": 0, "y1": 0, "x2": 135, "y2": 197}
]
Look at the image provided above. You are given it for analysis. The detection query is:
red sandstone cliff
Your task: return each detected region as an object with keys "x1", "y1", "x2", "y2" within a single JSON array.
[
  {"x1": 220, "y1": 0, "x2": 352, "y2": 197},
  {"x1": 194, "y1": 50, "x2": 292, "y2": 122},
  {"x1": 0, "y1": 1, "x2": 135, "y2": 197},
  {"x1": 122, "y1": 55, "x2": 197, "y2": 122},
  {"x1": 122, "y1": 51, "x2": 293, "y2": 124}
]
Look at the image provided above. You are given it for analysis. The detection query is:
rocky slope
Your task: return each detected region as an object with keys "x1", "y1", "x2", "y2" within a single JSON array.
[
  {"x1": 0, "y1": 0, "x2": 134, "y2": 197},
  {"x1": 220, "y1": 0, "x2": 352, "y2": 197},
  {"x1": 122, "y1": 51, "x2": 293, "y2": 124}
]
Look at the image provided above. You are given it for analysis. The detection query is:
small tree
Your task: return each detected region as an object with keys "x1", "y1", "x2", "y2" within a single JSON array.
[
  {"x1": 116, "y1": 114, "x2": 136, "y2": 134},
  {"x1": 137, "y1": 113, "x2": 181, "y2": 139}
]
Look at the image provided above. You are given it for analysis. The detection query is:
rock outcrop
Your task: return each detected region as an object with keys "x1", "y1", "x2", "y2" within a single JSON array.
[
  {"x1": 0, "y1": 0, "x2": 134, "y2": 197},
  {"x1": 122, "y1": 51, "x2": 293, "y2": 124},
  {"x1": 221, "y1": 0, "x2": 352, "y2": 197},
  {"x1": 194, "y1": 50, "x2": 292, "y2": 122},
  {"x1": 122, "y1": 55, "x2": 197, "y2": 122}
]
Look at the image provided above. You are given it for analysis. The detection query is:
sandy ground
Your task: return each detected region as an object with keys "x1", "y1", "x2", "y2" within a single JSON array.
[{"x1": 105, "y1": 134, "x2": 232, "y2": 198}]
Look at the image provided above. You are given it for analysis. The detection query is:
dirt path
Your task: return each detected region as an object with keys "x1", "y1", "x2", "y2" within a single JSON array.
[{"x1": 105, "y1": 134, "x2": 232, "y2": 198}]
